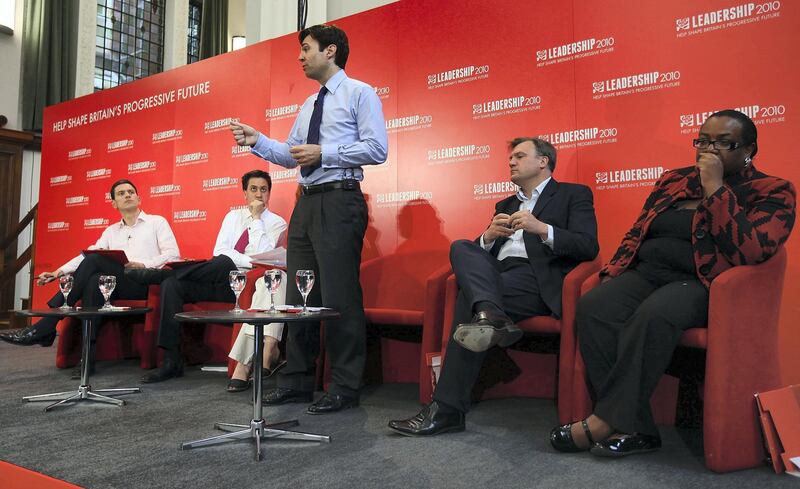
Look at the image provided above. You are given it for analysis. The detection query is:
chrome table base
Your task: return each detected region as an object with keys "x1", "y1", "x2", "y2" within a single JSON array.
[
  {"x1": 179, "y1": 322, "x2": 330, "y2": 461},
  {"x1": 22, "y1": 317, "x2": 140, "y2": 411}
]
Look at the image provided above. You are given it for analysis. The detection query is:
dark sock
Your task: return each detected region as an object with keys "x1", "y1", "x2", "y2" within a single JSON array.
[
  {"x1": 432, "y1": 400, "x2": 460, "y2": 414},
  {"x1": 474, "y1": 301, "x2": 503, "y2": 317},
  {"x1": 29, "y1": 317, "x2": 59, "y2": 336}
]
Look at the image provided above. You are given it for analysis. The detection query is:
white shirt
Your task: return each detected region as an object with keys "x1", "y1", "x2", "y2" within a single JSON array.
[
  {"x1": 481, "y1": 177, "x2": 555, "y2": 260},
  {"x1": 59, "y1": 210, "x2": 180, "y2": 274},
  {"x1": 213, "y1": 207, "x2": 287, "y2": 269}
]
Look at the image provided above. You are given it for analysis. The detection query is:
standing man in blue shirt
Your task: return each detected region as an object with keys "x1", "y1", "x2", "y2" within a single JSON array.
[{"x1": 230, "y1": 24, "x2": 388, "y2": 414}]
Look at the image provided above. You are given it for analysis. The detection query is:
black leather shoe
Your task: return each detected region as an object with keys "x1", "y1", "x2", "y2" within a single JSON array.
[
  {"x1": 140, "y1": 357, "x2": 184, "y2": 384},
  {"x1": 453, "y1": 311, "x2": 521, "y2": 352},
  {"x1": 388, "y1": 401, "x2": 465, "y2": 436},
  {"x1": 590, "y1": 433, "x2": 662, "y2": 457},
  {"x1": 262, "y1": 387, "x2": 313, "y2": 405},
  {"x1": 0, "y1": 327, "x2": 57, "y2": 347},
  {"x1": 306, "y1": 393, "x2": 359, "y2": 415},
  {"x1": 550, "y1": 419, "x2": 595, "y2": 453}
]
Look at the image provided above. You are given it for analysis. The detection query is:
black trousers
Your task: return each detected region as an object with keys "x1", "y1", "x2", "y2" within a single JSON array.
[
  {"x1": 576, "y1": 269, "x2": 709, "y2": 436},
  {"x1": 277, "y1": 188, "x2": 368, "y2": 398},
  {"x1": 35, "y1": 253, "x2": 148, "y2": 336},
  {"x1": 432, "y1": 240, "x2": 550, "y2": 413},
  {"x1": 156, "y1": 255, "x2": 237, "y2": 351}
]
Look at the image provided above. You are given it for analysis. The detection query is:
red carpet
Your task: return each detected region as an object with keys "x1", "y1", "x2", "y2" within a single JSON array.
[{"x1": 0, "y1": 461, "x2": 83, "y2": 489}]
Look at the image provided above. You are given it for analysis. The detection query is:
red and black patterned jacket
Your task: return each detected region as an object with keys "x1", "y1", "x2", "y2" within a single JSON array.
[{"x1": 601, "y1": 164, "x2": 796, "y2": 287}]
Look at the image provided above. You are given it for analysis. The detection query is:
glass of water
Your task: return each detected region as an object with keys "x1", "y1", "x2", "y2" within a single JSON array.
[
  {"x1": 263, "y1": 269, "x2": 282, "y2": 314},
  {"x1": 295, "y1": 270, "x2": 315, "y2": 315},
  {"x1": 58, "y1": 274, "x2": 74, "y2": 310},
  {"x1": 229, "y1": 270, "x2": 247, "y2": 313},
  {"x1": 98, "y1": 275, "x2": 116, "y2": 310}
]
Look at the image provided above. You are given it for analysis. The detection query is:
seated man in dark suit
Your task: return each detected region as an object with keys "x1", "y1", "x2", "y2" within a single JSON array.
[{"x1": 388, "y1": 137, "x2": 599, "y2": 436}]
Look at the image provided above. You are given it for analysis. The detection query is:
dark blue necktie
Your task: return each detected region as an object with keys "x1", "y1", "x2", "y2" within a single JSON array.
[{"x1": 301, "y1": 86, "x2": 328, "y2": 177}]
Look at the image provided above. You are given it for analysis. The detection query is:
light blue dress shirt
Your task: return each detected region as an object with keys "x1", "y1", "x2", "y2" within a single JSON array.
[{"x1": 251, "y1": 70, "x2": 389, "y2": 185}]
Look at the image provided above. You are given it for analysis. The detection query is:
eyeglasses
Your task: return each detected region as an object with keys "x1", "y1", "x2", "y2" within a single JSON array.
[{"x1": 692, "y1": 139, "x2": 744, "y2": 151}]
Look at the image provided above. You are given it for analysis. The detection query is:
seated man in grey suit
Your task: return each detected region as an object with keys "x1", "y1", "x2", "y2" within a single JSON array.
[{"x1": 388, "y1": 137, "x2": 599, "y2": 436}]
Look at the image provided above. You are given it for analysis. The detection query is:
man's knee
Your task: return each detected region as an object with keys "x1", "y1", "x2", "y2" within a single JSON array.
[{"x1": 450, "y1": 239, "x2": 476, "y2": 262}]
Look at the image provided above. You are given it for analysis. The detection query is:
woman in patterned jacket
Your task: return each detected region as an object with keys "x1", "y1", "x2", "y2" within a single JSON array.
[{"x1": 550, "y1": 109, "x2": 796, "y2": 457}]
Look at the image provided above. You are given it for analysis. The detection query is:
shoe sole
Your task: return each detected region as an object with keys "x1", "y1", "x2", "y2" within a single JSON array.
[
  {"x1": 453, "y1": 325, "x2": 523, "y2": 353},
  {"x1": 589, "y1": 445, "x2": 660, "y2": 458},
  {"x1": 387, "y1": 424, "x2": 465, "y2": 437}
]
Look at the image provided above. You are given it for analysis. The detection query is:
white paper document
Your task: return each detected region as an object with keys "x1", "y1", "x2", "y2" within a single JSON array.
[{"x1": 250, "y1": 247, "x2": 287, "y2": 267}]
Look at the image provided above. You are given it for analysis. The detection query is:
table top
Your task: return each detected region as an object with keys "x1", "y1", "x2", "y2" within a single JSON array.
[
  {"x1": 14, "y1": 307, "x2": 152, "y2": 318},
  {"x1": 174, "y1": 309, "x2": 340, "y2": 324}
]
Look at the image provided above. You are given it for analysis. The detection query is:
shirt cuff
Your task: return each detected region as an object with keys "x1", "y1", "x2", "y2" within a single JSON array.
[
  {"x1": 480, "y1": 234, "x2": 494, "y2": 251},
  {"x1": 251, "y1": 133, "x2": 271, "y2": 157},
  {"x1": 321, "y1": 143, "x2": 340, "y2": 168},
  {"x1": 541, "y1": 225, "x2": 554, "y2": 249}
]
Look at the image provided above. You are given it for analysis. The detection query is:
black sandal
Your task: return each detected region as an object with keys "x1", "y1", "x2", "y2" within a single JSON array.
[
  {"x1": 549, "y1": 419, "x2": 596, "y2": 453},
  {"x1": 262, "y1": 359, "x2": 287, "y2": 379},
  {"x1": 226, "y1": 378, "x2": 252, "y2": 393}
]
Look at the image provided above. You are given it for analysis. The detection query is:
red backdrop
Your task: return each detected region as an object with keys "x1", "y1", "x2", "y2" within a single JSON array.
[{"x1": 36, "y1": 0, "x2": 800, "y2": 382}]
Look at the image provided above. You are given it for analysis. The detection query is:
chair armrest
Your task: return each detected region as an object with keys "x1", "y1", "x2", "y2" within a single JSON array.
[{"x1": 421, "y1": 265, "x2": 454, "y2": 357}]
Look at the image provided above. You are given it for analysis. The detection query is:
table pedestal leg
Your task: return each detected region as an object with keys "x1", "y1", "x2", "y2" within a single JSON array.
[
  {"x1": 181, "y1": 323, "x2": 331, "y2": 460},
  {"x1": 22, "y1": 318, "x2": 140, "y2": 412}
]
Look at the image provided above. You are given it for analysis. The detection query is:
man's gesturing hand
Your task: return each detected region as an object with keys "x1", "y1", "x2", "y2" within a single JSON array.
[
  {"x1": 289, "y1": 144, "x2": 322, "y2": 167},
  {"x1": 230, "y1": 122, "x2": 259, "y2": 147},
  {"x1": 483, "y1": 213, "x2": 515, "y2": 243}
]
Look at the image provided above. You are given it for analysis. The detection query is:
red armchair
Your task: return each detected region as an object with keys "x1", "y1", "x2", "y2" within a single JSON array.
[
  {"x1": 357, "y1": 251, "x2": 451, "y2": 403},
  {"x1": 438, "y1": 256, "x2": 602, "y2": 422},
  {"x1": 570, "y1": 247, "x2": 788, "y2": 473},
  {"x1": 55, "y1": 285, "x2": 161, "y2": 369}
]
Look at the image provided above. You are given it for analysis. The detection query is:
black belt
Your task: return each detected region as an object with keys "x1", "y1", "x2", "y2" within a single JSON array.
[{"x1": 300, "y1": 180, "x2": 360, "y2": 195}]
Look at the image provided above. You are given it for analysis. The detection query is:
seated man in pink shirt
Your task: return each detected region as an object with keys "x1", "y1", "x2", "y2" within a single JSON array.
[{"x1": 0, "y1": 179, "x2": 180, "y2": 368}]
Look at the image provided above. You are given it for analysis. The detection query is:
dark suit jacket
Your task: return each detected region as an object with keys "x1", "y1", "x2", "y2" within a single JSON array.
[{"x1": 482, "y1": 179, "x2": 599, "y2": 317}]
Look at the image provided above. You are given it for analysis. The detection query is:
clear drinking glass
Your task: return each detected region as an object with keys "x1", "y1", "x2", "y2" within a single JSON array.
[
  {"x1": 98, "y1": 275, "x2": 116, "y2": 310},
  {"x1": 58, "y1": 274, "x2": 74, "y2": 310},
  {"x1": 229, "y1": 270, "x2": 247, "y2": 313},
  {"x1": 295, "y1": 270, "x2": 315, "y2": 315},
  {"x1": 263, "y1": 269, "x2": 282, "y2": 314}
]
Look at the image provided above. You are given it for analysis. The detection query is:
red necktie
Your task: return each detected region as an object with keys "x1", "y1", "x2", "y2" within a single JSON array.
[{"x1": 234, "y1": 228, "x2": 249, "y2": 253}]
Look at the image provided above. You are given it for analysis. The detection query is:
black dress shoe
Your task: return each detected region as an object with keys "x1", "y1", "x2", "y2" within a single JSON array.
[
  {"x1": 0, "y1": 327, "x2": 57, "y2": 347},
  {"x1": 550, "y1": 419, "x2": 595, "y2": 453},
  {"x1": 590, "y1": 433, "x2": 662, "y2": 457},
  {"x1": 306, "y1": 393, "x2": 359, "y2": 415},
  {"x1": 453, "y1": 311, "x2": 521, "y2": 352},
  {"x1": 140, "y1": 357, "x2": 184, "y2": 384},
  {"x1": 262, "y1": 387, "x2": 313, "y2": 405},
  {"x1": 388, "y1": 401, "x2": 465, "y2": 436}
]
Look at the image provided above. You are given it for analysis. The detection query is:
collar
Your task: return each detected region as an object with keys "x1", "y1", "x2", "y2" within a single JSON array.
[
  {"x1": 323, "y1": 70, "x2": 347, "y2": 95},
  {"x1": 517, "y1": 177, "x2": 552, "y2": 202},
  {"x1": 725, "y1": 161, "x2": 757, "y2": 187},
  {"x1": 118, "y1": 210, "x2": 145, "y2": 228}
]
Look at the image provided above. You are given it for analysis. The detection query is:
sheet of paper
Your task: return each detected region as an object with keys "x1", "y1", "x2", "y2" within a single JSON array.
[
  {"x1": 788, "y1": 457, "x2": 800, "y2": 477},
  {"x1": 250, "y1": 247, "x2": 287, "y2": 267}
]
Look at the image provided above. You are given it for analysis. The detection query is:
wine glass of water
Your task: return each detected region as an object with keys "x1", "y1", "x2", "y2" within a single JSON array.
[
  {"x1": 229, "y1": 270, "x2": 247, "y2": 313},
  {"x1": 295, "y1": 270, "x2": 315, "y2": 315},
  {"x1": 98, "y1": 275, "x2": 116, "y2": 310},
  {"x1": 263, "y1": 269, "x2": 282, "y2": 314},
  {"x1": 58, "y1": 274, "x2": 74, "y2": 310}
]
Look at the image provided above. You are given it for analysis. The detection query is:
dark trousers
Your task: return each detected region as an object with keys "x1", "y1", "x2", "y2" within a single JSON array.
[
  {"x1": 277, "y1": 188, "x2": 367, "y2": 398},
  {"x1": 156, "y1": 255, "x2": 237, "y2": 351},
  {"x1": 577, "y1": 270, "x2": 709, "y2": 436},
  {"x1": 432, "y1": 240, "x2": 550, "y2": 413},
  {"x1": 35, "y1": 253, "x2": 148, "y2": 336}
]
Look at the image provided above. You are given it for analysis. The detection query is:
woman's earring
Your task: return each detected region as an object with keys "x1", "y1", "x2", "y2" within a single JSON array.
[{"x1": 744, "y1": 156, "x2": 752, "y2": 167}]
